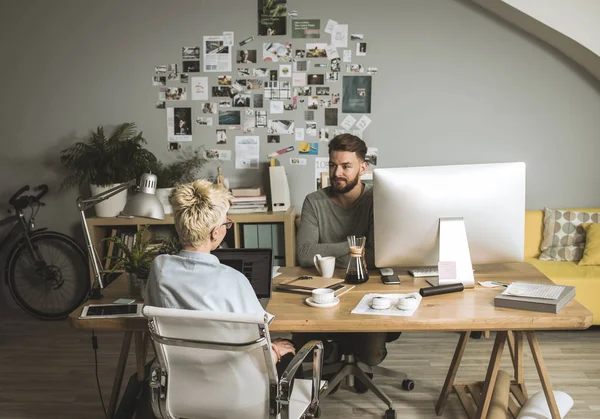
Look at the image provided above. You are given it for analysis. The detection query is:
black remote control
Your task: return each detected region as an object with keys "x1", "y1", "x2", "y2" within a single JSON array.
[{"x1": 419, "y1": 283, "x2": 464, "y2": 297}]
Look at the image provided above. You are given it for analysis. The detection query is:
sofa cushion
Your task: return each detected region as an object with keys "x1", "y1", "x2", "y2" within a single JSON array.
[
  {"x1": 579, "y1": 223, "x2": 600, "y2": 266},
  {"x1": 527, "y1": 258, "x2": 600, "y2": 320},
  {"x1": 539, "y1": 208, "x2": 600, "y2": 262}
]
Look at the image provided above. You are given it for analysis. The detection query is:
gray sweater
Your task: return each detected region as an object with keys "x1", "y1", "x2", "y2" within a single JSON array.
[{"x1": 296, "y1": 184, "x2": 375, "y2": 269}]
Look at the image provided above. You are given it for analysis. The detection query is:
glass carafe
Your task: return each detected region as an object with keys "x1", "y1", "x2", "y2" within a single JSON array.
[{"x1": 345, "y1": 235, "x2": 369, "y2": 284}]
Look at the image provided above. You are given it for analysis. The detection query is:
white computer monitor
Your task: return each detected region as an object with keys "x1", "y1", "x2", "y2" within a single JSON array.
[{"x1": 373, "y1": 162, "x2": 526, "y2": 284}]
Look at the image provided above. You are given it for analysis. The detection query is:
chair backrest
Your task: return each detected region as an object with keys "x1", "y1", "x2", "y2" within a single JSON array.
[{"x1": 143, "y1": 306, "x2": 278, "y2": 419}]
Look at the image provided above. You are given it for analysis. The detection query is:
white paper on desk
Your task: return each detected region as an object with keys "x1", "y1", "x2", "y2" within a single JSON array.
[
  {"x1": 351, "y1": 292, "x2": 422, "y2": 317},
  {"x1": 478, "y1": 281, "x2": 505, "y2": 288}
]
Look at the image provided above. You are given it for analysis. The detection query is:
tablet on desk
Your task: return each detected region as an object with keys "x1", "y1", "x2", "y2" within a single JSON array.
[{"x1": 79, "y1": 303, "x2": 143, "y2": 319}]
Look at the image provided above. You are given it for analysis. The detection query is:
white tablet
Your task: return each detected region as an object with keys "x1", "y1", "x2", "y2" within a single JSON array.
[{"x1": 80, "y1": 303, "x2": 143, "y2": 319}]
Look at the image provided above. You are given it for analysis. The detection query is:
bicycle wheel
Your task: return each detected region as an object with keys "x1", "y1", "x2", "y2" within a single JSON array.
[{"x1": 7, "y1": 231, "x2": 90, "y2": 320}]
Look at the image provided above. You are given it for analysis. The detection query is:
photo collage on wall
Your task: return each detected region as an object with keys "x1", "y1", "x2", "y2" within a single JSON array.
[{"x1": 151, "y1": 0, "x2": 378, "y2": 178}]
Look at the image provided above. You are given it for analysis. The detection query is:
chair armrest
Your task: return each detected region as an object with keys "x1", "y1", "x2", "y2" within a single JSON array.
[{"x1": 280, "y1": 340, "x2": 324, "y2": 414}]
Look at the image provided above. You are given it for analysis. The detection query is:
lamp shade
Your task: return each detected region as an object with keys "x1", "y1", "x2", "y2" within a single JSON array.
[{"x1": 120, "y1": 173, "x2": 165, "y2": 220}]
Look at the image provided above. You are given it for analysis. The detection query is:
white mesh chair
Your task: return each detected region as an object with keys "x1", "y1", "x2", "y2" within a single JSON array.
[{"x1": 143, "y1": 306, "x2": 324, "y2": 419}]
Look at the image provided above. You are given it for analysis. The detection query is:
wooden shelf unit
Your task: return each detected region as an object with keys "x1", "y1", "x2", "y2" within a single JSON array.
[{"x1": 85, "y1": 206, "x2": 297, "y2": 286}]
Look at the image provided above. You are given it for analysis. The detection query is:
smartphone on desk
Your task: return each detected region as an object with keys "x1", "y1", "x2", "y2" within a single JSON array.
[{"x1": 381, "y1": 275, "x2": 400, "y2": 285}]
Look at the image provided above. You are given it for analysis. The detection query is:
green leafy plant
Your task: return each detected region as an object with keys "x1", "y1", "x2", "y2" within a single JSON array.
[
  {"x1": 103, "y1": 226, "x2": 156, "y2": 279},
  {"x1": 150, "y1": 146, "x2": 209, "y2": 188},
  {"x1": 60, "y1": 122, "x2": 157, "y2": 189}
]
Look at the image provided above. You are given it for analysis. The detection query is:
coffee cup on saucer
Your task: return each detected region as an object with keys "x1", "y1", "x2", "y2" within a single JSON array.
[{"x1": 312, "y1": 288, "x2": 335, "y2": 304}]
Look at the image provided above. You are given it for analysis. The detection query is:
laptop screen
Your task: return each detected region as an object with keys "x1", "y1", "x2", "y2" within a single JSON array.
[{"x1": 211, "y1": 248, "x2": 273, "y2": 299}]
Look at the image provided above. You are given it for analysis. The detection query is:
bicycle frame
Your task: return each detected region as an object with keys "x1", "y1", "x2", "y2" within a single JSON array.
[{"x1": 0, "y1": 209, "x2": 47, "y2": 272}]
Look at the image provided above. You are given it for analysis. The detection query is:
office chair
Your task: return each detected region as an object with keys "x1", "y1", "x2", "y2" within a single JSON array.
[
  {"x1": 143, "y1": 306, "x2": 325, "y2": 419},
  {"x1": 316, "y1": 339, "x2": 414, "y2": 419}
]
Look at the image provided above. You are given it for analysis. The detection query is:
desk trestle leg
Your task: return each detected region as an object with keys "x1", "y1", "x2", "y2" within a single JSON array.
[{"x1": 436, "y1": 331, "x2": 471, "y2": 416}]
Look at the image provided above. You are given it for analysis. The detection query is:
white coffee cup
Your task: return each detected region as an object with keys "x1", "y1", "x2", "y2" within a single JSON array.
[
  {"x1": 370, "y1": 296, "x2": 392, "y2": 310},
  {"x1": 312, "y1": 288, "x2": 335, "y2": 304},
  {"x1": 313, "y1": 254, "x2": 336, "y2": 278}
]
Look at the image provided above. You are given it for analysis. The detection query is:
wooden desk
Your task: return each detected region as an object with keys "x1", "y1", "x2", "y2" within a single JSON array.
[{"x1": 69, "y1": 262, "x2": 592, "y2": 419}]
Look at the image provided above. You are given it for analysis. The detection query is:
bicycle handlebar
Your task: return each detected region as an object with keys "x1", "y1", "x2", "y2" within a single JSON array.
[
  {"x1": 9, "y1": 185, "x2": 30, "y2": 206},
  {"x1": 34, "y1": 184, "x2": 48, "y2": 201}
]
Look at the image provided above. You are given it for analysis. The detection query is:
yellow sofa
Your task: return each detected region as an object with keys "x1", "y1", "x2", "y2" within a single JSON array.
[{"x1": 525, "y1": 208, "x2": 599, "y2": 325}]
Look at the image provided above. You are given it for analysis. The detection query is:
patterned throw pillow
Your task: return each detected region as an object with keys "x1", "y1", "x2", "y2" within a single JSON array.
[{"x1": 539, "y1": 208, "x2": 600, "y2": 261}]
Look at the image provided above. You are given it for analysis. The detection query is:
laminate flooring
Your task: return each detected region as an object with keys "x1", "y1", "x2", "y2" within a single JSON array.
[{"x1": 1, "y1": 307, "x2": 599, "y2": 418}]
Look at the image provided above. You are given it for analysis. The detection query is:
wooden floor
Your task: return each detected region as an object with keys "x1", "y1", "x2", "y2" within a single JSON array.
[{"x1": 1, "y1": 306, "x2": 599, "y2": 419}]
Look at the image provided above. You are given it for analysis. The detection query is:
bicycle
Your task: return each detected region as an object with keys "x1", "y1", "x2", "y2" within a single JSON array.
[{"x1": 1, "y1": 184, "x2": 90, "y2": 320}]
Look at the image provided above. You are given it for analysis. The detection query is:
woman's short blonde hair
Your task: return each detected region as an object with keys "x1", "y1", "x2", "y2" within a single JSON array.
[{"x1": 169, "y1": 179, "x2": 232, "y2": 248}]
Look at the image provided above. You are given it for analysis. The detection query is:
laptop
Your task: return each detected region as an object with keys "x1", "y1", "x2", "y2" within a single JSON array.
[{"x1": 211, "y1": 248, "x2": 273, "y2": 309}]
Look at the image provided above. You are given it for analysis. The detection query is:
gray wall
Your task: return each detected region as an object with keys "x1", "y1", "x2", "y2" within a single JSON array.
[{"x1": 1, "y1": 0, "x2": 600, "y2": 242}]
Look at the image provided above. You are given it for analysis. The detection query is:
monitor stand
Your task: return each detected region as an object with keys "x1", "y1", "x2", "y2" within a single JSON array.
[{"x1": 426, "y1": 217, "x2": 475, "y2": 288}]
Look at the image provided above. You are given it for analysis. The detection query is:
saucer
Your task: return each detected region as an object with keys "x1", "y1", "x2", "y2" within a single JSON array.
[{"x1": 305, "y1": 297, "x2": 340, "y2": 308}]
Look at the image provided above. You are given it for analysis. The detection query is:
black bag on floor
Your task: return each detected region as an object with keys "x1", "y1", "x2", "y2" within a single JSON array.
[{"x1": 114, "y1": 359, "x2": 154, "y2": 419}]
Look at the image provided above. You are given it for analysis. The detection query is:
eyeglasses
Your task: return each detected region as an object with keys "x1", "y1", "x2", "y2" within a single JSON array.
[{"x1": 222, "y1": 217, "x2": 233, "y2": 229}]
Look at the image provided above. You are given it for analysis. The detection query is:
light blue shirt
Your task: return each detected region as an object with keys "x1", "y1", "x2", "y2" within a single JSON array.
[{"x1": 145, "y1": 250, "x2": 265, "y2": 314}]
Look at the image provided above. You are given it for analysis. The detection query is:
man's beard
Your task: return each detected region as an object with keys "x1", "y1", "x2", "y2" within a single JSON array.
[{"x1": 331, "y1": 173, "x2": 360, "y2": 194}]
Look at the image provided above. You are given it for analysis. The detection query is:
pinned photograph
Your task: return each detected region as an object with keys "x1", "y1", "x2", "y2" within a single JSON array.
[
  {"x1": 196, "y1": 116, "x2": 213, "y2": 126},
  {"x1": 174, "y1": 107, "x2": 192, "y2": 137},
  {"x1": 205, "y1": 149, "x2": 232, "y2": 161},
  {"x1": 239, "y1": 35, "x2": 255, "y2": 47},
  {"x1": 247, "y1": 79, "x2": 263, "y2": 89},
  {"x1": 253, "y1": 93, "x2": 264, "y2": 108},
  {"x1": 326, "y1": 72, "x2": 339, "y2": 82},
  {"x1": 307, "y1": 74, "x2": 324, "y2": 85},
  {"x1": 216, "y1": 129, "x2": 227, "y2": 144},
  {"x1": 229, "y1": 125, "x2": 242, "y2": 131},
  {"x1": 346, "y1": 64, "x2": 365, "y2": 73},
  {"x1": 212, "y1": 86, "x2": 232, "y2": 97},
  {"x1": 254, "y1": 68, "x2": 269, "y2": 77},
  {"x1": 263, "y1": 42, "x2": 292, "y2": 62},
  {"x1": 314, "y1": 63, "x2": 327, "y2": 68},
  {"x1": 180, "y1": 73, "x2": 189, "y2": 83},
  {"x1": 294, "y1": 60, "x2": 308, "y2": 72},
  {"x1": 292, "y1": 19, "x2": 320, "y2": 39},
  {"x1": 296, "y1": 86, "x2": 311, "y2": 96},
  {"x1": 365, "y1": 147, "x2": 378, "y2": 166},
  {"x1": 245, "y1": 108, "x2": 255, "y2": 116},
  {"x1": 308, "y1": 96, "x2": 318, "y2": 109},
  {"x1": 279, "y1": 64, "x2": 292, "y2": 78},
  {"x1": 267, "y1": 120, "x2": 295, "y2": 134},
  {"x1": 269, "y1": 70, "x2": 278, "y2": 81},
  {"x1": 237, "y1": 49, "x2": 257, "y2": 64},
  {"x1": 306, "y1": 122, "x2": 317, "y2": 136},
  {"x1": 331, "y1": 93, "x2": 340, "y2": 104},
  {"x1": 298, "y1": 141, "x2": 318, "y2": 155},
  {"x1": 316, "y1": 87, "x2": 330, "y2": 96},
  {"x1": 330, "y1": 58, "x2": 341, "y2": 72},
  {"x1": 182, "y1": 46, "x2": 200, "y2": 59},
  {"x1": 219, "y1": 110, "x2": 241, "y2": 125},
  {"x1": 306, "y1": 43, "x2": 327, "y2": 58},
  {"x1": 305, "y1": 110, "x2": 314, "y2": 121},
  {"x1": 268, "y1": 135, "x2": 280, "y2": 143},
  {"x1": 283, "y1": 103, "x2": 294, "y2": 111},
  {"x1": 155, "y1": 65, "x2": 167, "y2": 73},
  {"x1": 232, "y1": 79, "x2": 247, "y2": 91},
  {"x1": 167, "y1": 64, "x2": 178, "y2": 80},
  {"x1": 238, "y1": 68, "x2": 251, "y2": 77},
  {"x1": 203, "y1": 102, "x2": 217, "y2": 114},
  {"x1": 350, "y1": 34, "x2": 364, "y2": 41},
  {"x1": 258, "y1": 0, "x2": 287, "y2": 36},
  {"x1": 319, "y1": 99, "x2": 332, "y2": 108},
  {"x1": 233, "y1": 93, "x2": 251, "y2": 107},
  {"x1": 218, "y1": 75, "x2": 232, "y2": 85},
  {"x1": 152, "y1": 76, "x2": 166, "y2": 86},
  {"x1": 243, "y1": 118, "x2": 256, "y2": 133},
  {"x1": 319, "y1": 128, "x2": 330, "y2": 142},
  {"x1": 295, "y1": 49, "x2": 306, "y2": 58},
  {"x1": 342, "y1": 75, "x2": 371, "y2": 113},
  {"x1": 255, "y1": 110, "x2": 267, "y2": 127},
  {"x1": 160, "y1": 87, "x2": 187, "y2": 101},
  {"x1": 219, "y1": 99, "x2": 232, "y2": 107},
  {"x1": 155, "y1": 101, "x2": 166, "y2": 109},
  {"x1": 168, "y1": 142, "x2": 181, "y2": 152},
  {"x1": 183, "y1": 61, "x2": 200, "y2": 73},
  {"x1": 325, "y1": 108, "x2": 338, "y2": 126},
  {"x1": 290, "y1": 158, "x2": 307, "y2": 165},
  {"x1": 367, "y1": 67, "x2": 378, "y2": 75},
  {"x1": 264, "y1": 81, "x2": 291, "y2": 99},
  {"x1": 356, "y1": 42, "x2": 367, "y2": 56}
]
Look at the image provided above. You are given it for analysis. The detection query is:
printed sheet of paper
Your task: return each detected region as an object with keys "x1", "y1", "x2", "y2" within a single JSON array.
[
  {"x1": 351, "y1": 293, "x2": 422, "y2": 317},
  {"x1": 203, "y1": 35, "x2": 232, "y2": 72},
  {"x1": 315, "y1": 157, "x2": 329, "y2": 190},
  {"x1": 235, "y1": 136, "x2": 260, "y2": 169},
  {"x1": 355, "y1": 115, "x2": 372, "y2": 131},
  {"x1": 343, "y1": 49, "x2": 352, "y2": 62},
  {"x1": 325, "y1": 44, "x2": 339, "y2": 59},
  {"x1": 205, "y1": 149, "x2": 232, "y2": 161},
  {"x1": 270, "y1": 101, "x2": 284, "y2": 114},
  {"x1": 340, "y1": 114, "x2": 357, "y2": 130},
  {"x1": 324, "y1": 19, "x2": 337, "y2": 34},
  {"x1": 331, "y1": 24, "x2": 348, "y2": 48},
  {"x1": 223, "y1": 31, "x2": 234, "y2": 46},
  {"x1": 292, "y1": 73, "x2": 307, "y2": 87},
  {"x1": 191, "y1": 77, "x2": 208, "y2": 100},
  {"x1": 167, "y1": 108, "x2": 192, "y2": 142},
  {"x1": 295, "y1": 127, "x2": 305, "y2": 142}
]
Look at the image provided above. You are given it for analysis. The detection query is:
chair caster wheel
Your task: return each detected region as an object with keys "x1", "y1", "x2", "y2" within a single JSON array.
[
  {"x1": 402, "y1": 379, "x2": 415, "y2": 391},
  {"x1": 384, "y1": 408, "x2": 396, "y2": 419}
]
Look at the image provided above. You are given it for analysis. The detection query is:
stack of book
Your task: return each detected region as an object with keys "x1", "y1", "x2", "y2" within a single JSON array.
[
  {"x1": 494, "y1": 281, "x2": 576, "y2": 314},
  {"x1": 229, "y1": 186, "x2": 268, "y2": 213}
]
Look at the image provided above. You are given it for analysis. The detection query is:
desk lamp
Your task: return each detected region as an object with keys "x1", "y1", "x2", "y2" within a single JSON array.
[{"x1": 77, "y1": 173, "x2": 165, "y2": 299}]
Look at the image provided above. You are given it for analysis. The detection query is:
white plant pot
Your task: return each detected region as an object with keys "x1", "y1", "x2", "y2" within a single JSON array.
[
  {"x1": 156, "y1": 187, "x2": 174, "y2": 214},
  {"x1": 90, "y1": 184, "x2": 128, "y2": 217}
]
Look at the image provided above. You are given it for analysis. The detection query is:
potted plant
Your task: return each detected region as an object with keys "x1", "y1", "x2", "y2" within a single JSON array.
[
  {"x1": 60, "y1": 122, "x2": 157, "y2": 217},
  {"x1": 103, "y1": 225, "x2": 157, "y2": 297},
  {"x1": 150, "y1": 146, "x2": 209, "y2": 214}
]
